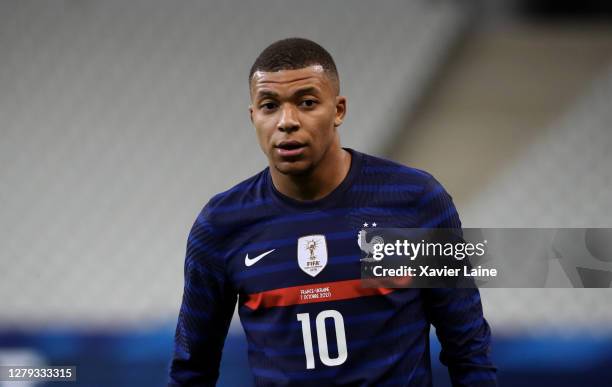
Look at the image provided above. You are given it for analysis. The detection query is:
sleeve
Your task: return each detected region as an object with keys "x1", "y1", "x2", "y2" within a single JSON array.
[
  {"x1": 168, "y1": 208, "x2": 238, "y2": 387},
  {"x1": 419, "y1": 177, "x2": 498, "y2": 387}
]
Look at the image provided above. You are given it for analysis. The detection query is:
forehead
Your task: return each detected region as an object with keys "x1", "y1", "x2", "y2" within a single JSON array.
[{"x1": 250, "y1": 65, "x2": 334, "y2": 98}]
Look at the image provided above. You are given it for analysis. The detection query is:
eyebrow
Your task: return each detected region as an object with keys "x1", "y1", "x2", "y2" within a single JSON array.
[{"x1": 256, "y1": 87, "x2": 320, "y2": 101}]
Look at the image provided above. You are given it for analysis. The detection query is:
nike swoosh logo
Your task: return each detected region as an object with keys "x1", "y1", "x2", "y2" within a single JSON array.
[{"x1": 245, "y1": 249, "x2": 276, "y2": 267}]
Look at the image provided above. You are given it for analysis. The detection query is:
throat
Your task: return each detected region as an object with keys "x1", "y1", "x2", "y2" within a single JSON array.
[{"x1": 271, "y1": 148, "x2": 351, "y2": 202}]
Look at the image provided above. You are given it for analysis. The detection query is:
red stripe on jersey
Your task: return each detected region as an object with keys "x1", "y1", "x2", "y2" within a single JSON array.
[{"x1": 243, "y1": 279, "x2": 400, "y2": 310}]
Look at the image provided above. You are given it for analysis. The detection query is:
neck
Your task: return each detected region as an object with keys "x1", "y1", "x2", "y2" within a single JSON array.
[{"x1": 270, "y1": 146, "x2": 351, "y2": 201}]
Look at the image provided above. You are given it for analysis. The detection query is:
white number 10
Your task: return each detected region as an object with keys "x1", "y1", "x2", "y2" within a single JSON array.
[{"x1": 296, "y1": 310, "x2": 348, "y2": 369}]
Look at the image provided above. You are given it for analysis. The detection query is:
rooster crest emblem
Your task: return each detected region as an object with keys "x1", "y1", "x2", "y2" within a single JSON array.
[{"x1": 358, "y1": 230, "x2": 385, "y2": 262}]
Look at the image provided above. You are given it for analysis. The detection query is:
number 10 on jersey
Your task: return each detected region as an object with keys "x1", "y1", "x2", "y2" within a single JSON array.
[{"x1": 296, "y1": 310, "x2": 348, "y2": 369}]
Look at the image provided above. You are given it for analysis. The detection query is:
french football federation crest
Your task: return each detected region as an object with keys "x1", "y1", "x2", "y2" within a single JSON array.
[
  {"x1": 298, "y1": 235, "x2": 328, "y2": 277},
  {"x1": 357, "y1": 229, "x2": 385, "y2": 262}
]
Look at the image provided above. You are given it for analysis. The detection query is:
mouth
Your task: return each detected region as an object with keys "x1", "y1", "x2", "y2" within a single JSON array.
[{"x1": 275, "y1": 140, "x2": 306, "y2": 158}]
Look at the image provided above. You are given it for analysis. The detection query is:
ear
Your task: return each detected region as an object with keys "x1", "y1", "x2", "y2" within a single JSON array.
[
  {"x1": 334, "y1": 96, "x2": 347, "y2": 127},
  {"x1": 249, "y1": 105, "x2": 254, "y2": 124}
]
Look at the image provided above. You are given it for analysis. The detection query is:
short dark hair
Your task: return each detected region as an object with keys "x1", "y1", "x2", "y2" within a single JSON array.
[{"x1": 249, "y1": 38, "x2": 339, "y2": 93}]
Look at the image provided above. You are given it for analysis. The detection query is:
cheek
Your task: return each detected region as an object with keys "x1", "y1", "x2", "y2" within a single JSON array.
[
  {"x1": 255, "y1": 127, "x2": 268, "y2": 148},
  {"x1": 311, "y1": 110, "x2": 337, "y2": 139},
  {"x1": 253, "y1": 119, "x2": 274, "y2": 148}
]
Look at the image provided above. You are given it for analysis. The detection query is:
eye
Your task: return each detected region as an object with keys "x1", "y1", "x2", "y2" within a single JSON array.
[
  {"x1": 300, "y1": 99, "x2": 317, "y2": 108},
  {"x1": 260, "y1": 102, "x2": 278, "y2": 111}
]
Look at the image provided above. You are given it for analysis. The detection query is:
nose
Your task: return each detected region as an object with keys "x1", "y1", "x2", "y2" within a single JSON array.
[{"x1": 277, "y1": 104, "x2": 300, "y2": 133}]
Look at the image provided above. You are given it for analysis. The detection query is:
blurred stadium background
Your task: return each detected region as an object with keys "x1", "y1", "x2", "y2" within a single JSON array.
[{"x1": 1, "y1": 0, "x2": 612, "y2": 386}]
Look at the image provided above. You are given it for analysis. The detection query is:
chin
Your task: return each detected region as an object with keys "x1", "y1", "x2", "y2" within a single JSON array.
[{"x1": 274, "y1": 160, "x2": 314, "y2": 176}]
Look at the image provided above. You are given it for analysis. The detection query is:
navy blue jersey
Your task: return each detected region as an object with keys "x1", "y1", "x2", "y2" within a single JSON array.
[{"x1": 169, "y1": 149, "x2": 497, "y2": 386}]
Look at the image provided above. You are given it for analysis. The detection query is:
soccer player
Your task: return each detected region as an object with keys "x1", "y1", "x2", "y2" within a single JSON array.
[{"x1": 169, "y1": 38, "x2": 497, "y2": 386}]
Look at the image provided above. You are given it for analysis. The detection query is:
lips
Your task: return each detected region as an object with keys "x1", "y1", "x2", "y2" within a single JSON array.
[{"x1": 275, "y1": 140, "x2": 306, "y2": 157}]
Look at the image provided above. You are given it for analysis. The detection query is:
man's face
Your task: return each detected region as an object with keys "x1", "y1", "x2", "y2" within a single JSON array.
[{"x1": 249, "y1": 65, "x2": 346, "y2": 176}]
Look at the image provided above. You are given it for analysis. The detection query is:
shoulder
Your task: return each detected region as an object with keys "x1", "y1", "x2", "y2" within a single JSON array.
[
  {"x1": 353, "y1": 150, "x2": 457, "y2": 222},
  {"x1": 355, "y1": 152, "x2": 462, "y2": 226},
  {"x1": 195, "y1": 168, "x2": 269, "y2": 229},
  {"x1": 356, "y1": 150, "x2": 442, "y2": 193}
]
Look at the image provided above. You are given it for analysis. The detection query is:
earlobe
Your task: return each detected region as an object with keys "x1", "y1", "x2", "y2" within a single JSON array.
[{"x1": 334, "y1": 114, "x2": 344, "y2": 127}]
